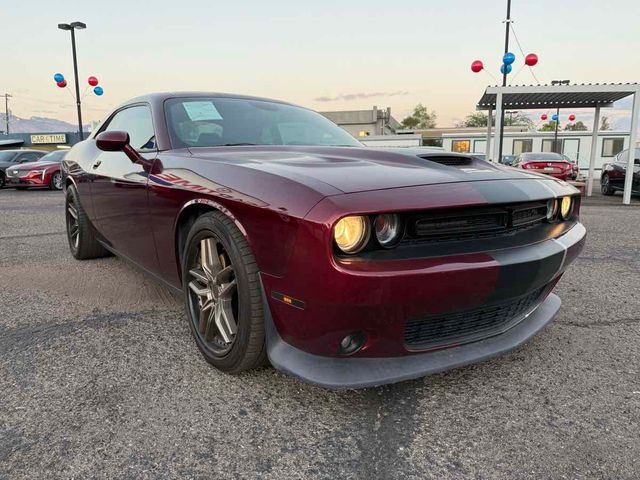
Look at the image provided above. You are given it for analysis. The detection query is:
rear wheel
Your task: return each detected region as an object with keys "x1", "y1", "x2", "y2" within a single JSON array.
[
  {"x1": 65, "y1": 185, "x2": 110, "y2": 260},
  {"x1": 0, "y1": 172, "x2": 5, "y2": 189},
  {"x1": 182, "y1": 211, "x2": 266, "y2": 373},
  {"x1": 601, "y1": 174, "x2": 615, "y2": 196},
  {"x1": 50, "y1": 171, "x2": 63, "y2": 190}
]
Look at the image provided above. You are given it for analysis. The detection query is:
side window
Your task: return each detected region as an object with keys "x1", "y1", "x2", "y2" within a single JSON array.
[
  {"x1": 15, "y1": 153, "x2": 38, "y2": 163},
  {"x1": 104, "y1": 105, "x2": 156, "y2": 151}
]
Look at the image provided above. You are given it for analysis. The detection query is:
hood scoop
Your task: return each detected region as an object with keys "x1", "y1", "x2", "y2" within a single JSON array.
[{"x1": 419, "y1": 155, "x2": 472, "y2": 167}]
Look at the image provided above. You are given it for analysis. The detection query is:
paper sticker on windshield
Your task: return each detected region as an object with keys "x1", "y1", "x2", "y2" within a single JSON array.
[{"x1": 183, "y1": 101, "x2": 223, "y2": 121}]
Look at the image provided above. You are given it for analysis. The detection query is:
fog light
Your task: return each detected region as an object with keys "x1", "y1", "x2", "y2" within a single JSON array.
[{"x1": 338, "y1": 331, "x2": 366, "y2": 355}]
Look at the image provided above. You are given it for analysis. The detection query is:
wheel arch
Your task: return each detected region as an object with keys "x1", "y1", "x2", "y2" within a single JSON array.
[{"x1": 174, "y1": 199, "x2": 250, "y2": 283}]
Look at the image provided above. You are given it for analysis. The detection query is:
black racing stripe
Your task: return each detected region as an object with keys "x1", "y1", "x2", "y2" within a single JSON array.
[
  {"x1": 472, "y1": 179, "x2": 561, "y2": 204},
  {"x1": 488, "y1": 240, "x2": 565, "y2": 302}
]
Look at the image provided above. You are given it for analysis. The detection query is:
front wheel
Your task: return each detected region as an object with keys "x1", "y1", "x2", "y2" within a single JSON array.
[
  {"x1": 601, "y1": 174, "x2": 615, "y2": 196},
  {"x1": 50, "y1": 171, "x2": 63, "y2": 190},
  {"x1": 182, "y1": 211, "x2": 266, "y2": 374},
  {"x1": 65, "y1": 185, "x2": 110, "y2": 260}
]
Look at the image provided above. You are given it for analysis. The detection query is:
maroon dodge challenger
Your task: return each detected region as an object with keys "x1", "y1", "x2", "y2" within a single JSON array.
[{"x1": 62, "y1": 92, "x2": 586, "y2": 388}]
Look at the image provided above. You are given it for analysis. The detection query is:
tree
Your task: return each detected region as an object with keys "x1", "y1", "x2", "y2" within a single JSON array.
[
  {"x1": 600, "y1": 116, "x2": 611, "y2": 131},
  {"x1": 401, "y1": 103, "x2": 437, "y2": 129},
  {"x1": 539, "y1": 121, "x2": 557, "y2": 132},
  {"x1": 455, "y1": 111, "x2": 533, "y2": 128},
  {"x1": 564, "y1": 121, "x2": 588, "y2": 131}
]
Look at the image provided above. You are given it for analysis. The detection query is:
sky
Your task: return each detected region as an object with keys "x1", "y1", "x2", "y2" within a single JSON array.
[{"x1": 2, "y1": 0, "x2": 640, "y2": 129}]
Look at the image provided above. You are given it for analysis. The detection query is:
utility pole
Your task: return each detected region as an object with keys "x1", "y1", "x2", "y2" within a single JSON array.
[
  {"x1": 497, "y1": 0, "x2": 512, "y2": 163},
  {"x1": 2, "y1": 94, "x2": 11, "y2": 135},
  {"x1": 553, "y1": 107, "x2": 560, "y2": 153},
  {"x1": 58, "y1": 21, "x2": 86, "y2": 138}
]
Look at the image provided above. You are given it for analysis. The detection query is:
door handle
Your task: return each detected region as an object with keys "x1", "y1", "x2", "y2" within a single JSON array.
[{"x1": 92, "y1": 160, "x2": 102, "y2": 169}]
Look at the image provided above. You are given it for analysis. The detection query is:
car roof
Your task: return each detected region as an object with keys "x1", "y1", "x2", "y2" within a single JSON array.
[
  {"x1": 0, "y1": 149, "x2": 45, "y2": 153},
  {"x1": 122, "y1": 91, "x2": 299, "y2": 110}
]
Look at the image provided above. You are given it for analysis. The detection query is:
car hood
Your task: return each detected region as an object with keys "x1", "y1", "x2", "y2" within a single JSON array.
[
  {"x1": 12, "y1": 161, "x2": 59, "y2": 171},
  {"x1": 187, "y1": 146, "x2": 553, "y2": 194}
]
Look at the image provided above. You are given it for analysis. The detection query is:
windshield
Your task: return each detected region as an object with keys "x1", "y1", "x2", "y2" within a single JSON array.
[
  {"x1": 165, "y1": 97, "x2": 362, "y2": 149},
  {"x1": 39, "y1": 150, "x2": 67, "y2": 163},
  {"x1": 0, "y1": 151, "x2": 16, "y2": 162},
  {"x1": 522, "y1": 153, "x2": 565, "y2": 161}
]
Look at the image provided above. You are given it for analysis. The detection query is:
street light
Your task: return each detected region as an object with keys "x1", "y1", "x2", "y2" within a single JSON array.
[{"x1": 58, "y1": 21, "x2": 86, "y2": 138}]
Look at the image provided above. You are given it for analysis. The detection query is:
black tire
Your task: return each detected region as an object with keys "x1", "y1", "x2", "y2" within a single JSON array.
[
  {"x1": 601, "y1": 174, "x2": 615, "y2": 196},
  {"x1": 182, "y1": 210, "x2": 267, "y2": 374},
  {"x1": 0, "y1": 172, "x2": 5, "y2": 189},
  {"x1": 50, "y1": 171, "x2": 63, "y2": 190},
  {"x1": 65, "y1": 185, "x2": 110, "y2": 260}
]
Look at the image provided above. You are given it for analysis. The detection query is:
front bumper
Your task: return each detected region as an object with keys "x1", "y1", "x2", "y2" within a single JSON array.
[
  {"x1": 7, "y1": 176, "x2": 47, "y2": 187},
  {"x1": 266, "y1": 290, "x2": 561, "y2": 389},
  {"x1": 263, "y1": 222, "x2": 586, "y2": 388}
]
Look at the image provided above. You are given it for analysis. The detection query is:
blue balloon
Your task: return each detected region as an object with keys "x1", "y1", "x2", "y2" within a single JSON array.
[
  {"x1": 503, "y1": 52, "x2": 516, "y2": 65},
  {"x1": 500, "y1": 63, "x2": 512, "y2": 74},
  {"x1": 54, "y1": 73, "x2": 64, "y2": 83},
  {"x1": 93, "y1": 86, "x2": 104, "y2": 96},
  {"x1": 552, "y1": 113, "x2": 559, "y2": 121}
]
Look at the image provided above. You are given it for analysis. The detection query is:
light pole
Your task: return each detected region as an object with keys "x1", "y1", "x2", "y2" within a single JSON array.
[
  {"x1": 2, "y1": 93, "x2": 11, "y2": 134},
  {"x1": 497, "y1": 0, "x2": 512, "y2": 163},
  {"x1": 58, "y1": 21, "x2": 86, "y2": 138}
]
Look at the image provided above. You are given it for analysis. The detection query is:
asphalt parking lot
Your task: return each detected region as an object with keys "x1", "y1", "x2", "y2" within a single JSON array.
[{"x1": 1, "y1": 188, "x2": 639, "y2": 479}]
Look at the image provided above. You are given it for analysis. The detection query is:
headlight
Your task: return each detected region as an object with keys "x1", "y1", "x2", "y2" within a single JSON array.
[
  {"x1": 560, "y1": 196, "x2": 573, "y2": 220},
  {"x1": 546, "y1": 199, "x2": 558, "y2": 221},
  {"x1": 374, "y1": 214, "x2": 403, "y2": 248},
  {"x1": 27, "y1": 169, "x2": 45, "y2": 176},
  {"x1": 333, "y1": 216, "x2": 370, "y2": 254}
]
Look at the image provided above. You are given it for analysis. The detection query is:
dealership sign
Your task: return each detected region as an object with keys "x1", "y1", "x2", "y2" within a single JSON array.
[{"x1": 30, "y1": 133, "x2": 67, "y2": 145}]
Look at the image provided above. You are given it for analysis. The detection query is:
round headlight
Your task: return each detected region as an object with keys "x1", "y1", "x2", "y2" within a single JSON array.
[
  {"x1": 334, "y1": 216, "x2": 370, "y2": 254},
  {"x1": 374, "y1": 214, "x2": 403, "y2": 248},
  {"x1": 546, "y1": 199, "x2": 558, "y2": 222},
  {"x1": 560, "y1": 196, "x2": 573, "y2": 219}
]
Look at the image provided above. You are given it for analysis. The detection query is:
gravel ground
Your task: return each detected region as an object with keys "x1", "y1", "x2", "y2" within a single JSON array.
[{"x1": 1, "y1": 188, "x2": 639, "y2": 479}]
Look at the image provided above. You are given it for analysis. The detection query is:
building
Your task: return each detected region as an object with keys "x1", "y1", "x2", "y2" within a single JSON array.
[
  {"x1": 440, "y1": 130, "x2": 631, "y2": 177},
  {"x1": 320, "y1": 107, "x2": 400, "y2": 138},
  {"x1": 360, "y1": 126, "x2": 529, "y2": 148},
  {"x1": 0, "y1": 132, "x2": 87, "y2": 151}
]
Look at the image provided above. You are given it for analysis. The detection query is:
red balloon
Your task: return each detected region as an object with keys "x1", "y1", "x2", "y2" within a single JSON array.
[
  {"x1": 569, "y1": 114, "x2": 576, "y2": 122},
  {"x1": 541, "y1": 114, "x2": 548, "y2": 121},
  {"x1": 57, "y1": 80, "x2": 67, "y2": 88},
  {"x1": 525, "y1": 53, "x2": 538, "y2": 67},
  {"x1": 471, "y1": 60, "x2": 483, "y2": 73},
  {"x1": 88, "y1": 76, "x2": 99, "y2": 86}
]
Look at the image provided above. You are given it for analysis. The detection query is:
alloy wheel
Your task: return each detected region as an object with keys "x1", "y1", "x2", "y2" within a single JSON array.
[
  {"x1": 187, "y1": 236, "x2": 238, "y2": 356},
  {"x1": 53, "y1": 172, "x2": 63, "y2": 190},
  {"x1": 66, "y1": 198, "x2": 80, "y2": 250}
]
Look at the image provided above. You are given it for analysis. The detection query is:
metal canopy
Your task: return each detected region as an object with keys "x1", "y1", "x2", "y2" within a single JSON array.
[
  {"x1": 477, "y1": 83, "x2": 639, "y2": 111},
  {"x1": 477, "y1": 83, "x2": 640, "y2": 205},
  {"x1": 0, "y1": 139, "x2": 24, "y2": 147}
]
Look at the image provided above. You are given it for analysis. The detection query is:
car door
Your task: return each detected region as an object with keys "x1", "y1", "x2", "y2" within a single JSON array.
[{"x1": 90, "y1": 104, "x2": 160, "y2": 274}]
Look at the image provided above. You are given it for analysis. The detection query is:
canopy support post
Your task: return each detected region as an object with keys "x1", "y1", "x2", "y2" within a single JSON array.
[
  {"x1": 492, "y1": 93, "x2": 503, "y2": 163},
  {"x1": 623, "y1": 89, "x2": 640, "y2": 205},
  {"x1": 586, "y1": 105, "x2": 600, "y2": 197},
  {"x1": 486, "y1": 107, "x2": 493, "y2": 161}
]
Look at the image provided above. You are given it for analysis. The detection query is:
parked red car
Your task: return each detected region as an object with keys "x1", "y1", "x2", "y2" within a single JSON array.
[
  {"x1": 62, "y1": 92, "x2": 585, "y2": 388},
  {"x1": 5, "y1": 150, "x2": 67, "y2": 190},
  {"x1": 513, "y1": 152, "x2": 578, "y2": 181}
]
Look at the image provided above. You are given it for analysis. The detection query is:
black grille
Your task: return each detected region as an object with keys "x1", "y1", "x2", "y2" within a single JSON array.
[
  {"x1": 404, "y1": 284, "x2": 549, "y2": 350},
  {"x1": 419, "y1": 155, "x2": 471, "y2": 166},
  {"x1": 405, "y1": 201, "x2": 548, "y2": 244}
]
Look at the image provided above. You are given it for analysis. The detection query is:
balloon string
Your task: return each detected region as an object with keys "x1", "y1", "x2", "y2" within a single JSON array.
[
  {"x1": 509, "y1": 63, "x2": 526, "y2": 85},
  {"x1": 80, "y1": 85, "x2": 91, "y2": 101},
  {"x1": 483, "y1": 69, "x2": 499, "y2": 85},
  {"x1": 64, "y1": 85, "x2": 76, "y2": 102},
  {"x1": 528, "y1": 66, "x2": 540, "y2": 85}
]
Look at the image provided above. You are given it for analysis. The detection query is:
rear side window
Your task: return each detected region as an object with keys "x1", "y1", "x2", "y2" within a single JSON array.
[{"x1": 103, "y1": 105, "x2": 156, "y2": 151}]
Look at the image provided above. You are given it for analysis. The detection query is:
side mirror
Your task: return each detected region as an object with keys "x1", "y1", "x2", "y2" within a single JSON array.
[
  {"x1": 96, "y1": 131, "x2": 130, "y2": 152},
  {"x1": 95, "y1": 130, "x2": 142, "y2": 164}
]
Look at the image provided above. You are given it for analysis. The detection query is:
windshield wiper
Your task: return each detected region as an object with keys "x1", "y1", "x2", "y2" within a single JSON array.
[{"x1": 218, "y1": 143, "x2": 259, "y2": 146}]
